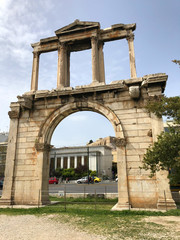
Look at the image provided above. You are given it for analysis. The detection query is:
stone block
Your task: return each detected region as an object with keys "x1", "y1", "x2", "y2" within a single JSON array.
[
  {"x1": 25, "y1": 160, "x2": 36, "y2": 165},
  {"x1": 127, "y1": 161, "x2": 142, "y2": 169},
  {"x1": 139, "y1": 142, "x2": 151, "y2": 149},
  {"x1": 137, "y1": 118, "x2": 151, "y2": 124},
  {"x1": 17, "y1": 137, "x2": 27, "y2": 143},
  {"x1": 16, "y1": 148, "x2": 26, "y2": 154},
  {"x1": 26, "y1": 148, "x2": 36, "y2": 154},
  {"x1": 127, "y1": 155, "x2": 140, "y2": 162},
  {"x1": 117, "y1": 112, "x2": 149, "y2": 120},
  {"x1": 18, "y1": 127, "x2": 28, "y2": 133},
  {"x1": 16, "y1": 171, "x2": 25, "y2": 177},
  {"x1": 128, "y1": 136, "x2": 152, "y2": 143},
  {"x1": 126, "y1": 148, "x2": 147, "y2": 156},
  {"x1": 19, "y1": 131, "x2": 38, "y2": 137},
  {"x1": 121, "y1": 118, "x2": 137, "y2": 125},
  {"x1": 138, "y1": 129, "x2": 152, "y2": 137},
  {"x1": 124, "y1": 130, "x2": 138, "y2": 137},
  {"x1": 123, "y1": 100, "x2": 136, "y2": 109},
  {"x1": 126, "y1": 143, "x2": 140, "y2": 149},
  {"x1": 106, "y1": 101, "x2": 124, "y2": 110},
  {"x1": 16, "y1": 142, "x2": 34, "y2": 149},
  {"x1": 124, "y1": 123, "x2": 151, "y2": 131},
  {"x1": 116, "y1": 108, "x2": 137, "y2": 115},
  {"x1": 26, "y1": 137, "x2": 37, "y2": 142}
]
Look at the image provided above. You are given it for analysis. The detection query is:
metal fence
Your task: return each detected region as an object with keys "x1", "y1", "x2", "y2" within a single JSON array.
[{"x1": 0, "y1": 187, "x2": 179, "y2": 211}]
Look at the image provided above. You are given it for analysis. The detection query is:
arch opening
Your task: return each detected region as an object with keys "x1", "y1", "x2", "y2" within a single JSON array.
[
  {"x1": 51, "y1": 111, "x2": 115, "y2": 147},
  {"x1": 37, "y1": 101, "x2": 124, "y2": 193},
  {"x1": 39, "y1": 101, "x2": 124, "y2": 145},
  {"x1": 49, "y1": 111, "x2": 116, "y2": 179}
]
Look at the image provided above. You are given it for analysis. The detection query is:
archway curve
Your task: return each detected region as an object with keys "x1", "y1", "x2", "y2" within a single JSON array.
[{"x1": 38, "y1": 100, "x2": 125, "y2": 145}]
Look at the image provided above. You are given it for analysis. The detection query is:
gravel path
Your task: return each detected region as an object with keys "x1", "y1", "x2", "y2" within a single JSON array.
[{"x1": 0, "y1": 215, "x2": 106, "y2": 240}]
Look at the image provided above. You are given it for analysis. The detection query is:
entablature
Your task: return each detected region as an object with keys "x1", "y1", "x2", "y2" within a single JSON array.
[
  {"x1": 31, "y1": 20, "x2": 136, "y2": 54},
  {"x1": 23, "y1": 73, "x2": 167, "y2": 104}
]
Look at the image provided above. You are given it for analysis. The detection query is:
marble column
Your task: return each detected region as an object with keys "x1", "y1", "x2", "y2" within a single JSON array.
[
  {"x1": 61, "y1": 157, "x2": 64, "y2": 169},
  {"x1": 67, "y1": 156, "x2": 70, "y2": 169},
  {"x1": 31, "y1": 52, "x2": 40, "y2": 91},
  {"x1": 91, "y1": 37, "x2": 99, "y2": 84},
  {"x1": 57, "y1": 43, "x2": 67, "y2": 88},
  {"x1": 82, "y1": 156, "x2": 85, "y2": 166},
  {"x1": 66, "y1": 51, "x2": 70, "y2": 87},
  {"x1": 126, "y1": 33, "x2": 137, "y2": 79},
  {"x1": 74, "y1": 156, "x2": 77, "y2": 168},
  {"x1": 98, "y1": 42, "x2": 105, "y2": 83},
  {"x1": 54, "y1": 157, "x2": 57, "y2": 170}
]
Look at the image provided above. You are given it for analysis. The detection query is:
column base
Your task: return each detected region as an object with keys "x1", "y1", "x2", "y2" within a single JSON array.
[
  {"x1": 111, "y1": 202, "x2": 131, "y2": 211},
  {"x1": 157, "y1": 199, "x2": 177, "y2": 210},
  {"x1": 90, "y1": 81, "x2": 105, "y2": 86},
  {"x1": 0, "y1": 198, "x2": 12, "y2": 206}
]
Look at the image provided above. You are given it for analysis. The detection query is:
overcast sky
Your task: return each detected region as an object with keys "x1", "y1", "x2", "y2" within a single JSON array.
[{"x1": 0, "y1": 0, "x2": 179, "y2": 147}]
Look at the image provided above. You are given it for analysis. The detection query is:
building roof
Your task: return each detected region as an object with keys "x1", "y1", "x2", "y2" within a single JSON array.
[
  {"x1": 87, "y1": 136, "x2": 116, "y2": 149},
  {"x1": 0, "y1": 132, "x2": 8, "y2": 143}
]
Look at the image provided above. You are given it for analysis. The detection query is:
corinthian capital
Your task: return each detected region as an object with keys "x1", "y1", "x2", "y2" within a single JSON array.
[
  {"x1": 113, "y1": 137, "x2": 126, "y2": 147},
  {"x1": 126, "y1": 33, "x2": 134, "y2": 41},
  {"x1": 33, "y1": 51, "x2": 40, "y2": 58},
  {"x1": 35, "y1": 142, "x2": 53, "y2": 152},
  {"x1": 8, "y1": 110, "x2": 20, "y2": 119}
]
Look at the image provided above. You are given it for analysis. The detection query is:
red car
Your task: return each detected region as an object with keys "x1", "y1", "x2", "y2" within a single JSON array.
[{"x1": 49, "y1": 177, "x2": 58, "y2": 184}]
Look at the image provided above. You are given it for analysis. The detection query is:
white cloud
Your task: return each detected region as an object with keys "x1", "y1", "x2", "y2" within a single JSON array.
[
  {"x1": 0, "y1": 0, "x2": 52, "y2": 66},
  {"x1": 67, "y1": 114, "x2": 88, "y2": 122}
]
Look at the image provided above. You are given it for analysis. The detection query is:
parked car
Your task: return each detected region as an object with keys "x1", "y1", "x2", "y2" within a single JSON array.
[
  {"x1": 76, "y1": 176, "x2": 89, "y2": 184},
  {"x1": 115, "y1": 177, "x2": 118, "y2": 182},
  {"x1": 0, "y1": 179, "x2": 4, "y2": 189},
  {"x1": 49, "y1": 177, "x2": 58, "y2": 184},
  {"x1": 93, "y1": 176, "x2": 101, "y2": 183}
]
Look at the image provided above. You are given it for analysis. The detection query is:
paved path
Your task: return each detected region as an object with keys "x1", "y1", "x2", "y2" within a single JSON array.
[{"x1": 0, "y1": 215, "x2": 106, "y2": 240}]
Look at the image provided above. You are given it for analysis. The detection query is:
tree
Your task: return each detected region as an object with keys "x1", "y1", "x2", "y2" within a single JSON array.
[{"x1": 142, "y1": 96, "x2": 180, "y2": 184}]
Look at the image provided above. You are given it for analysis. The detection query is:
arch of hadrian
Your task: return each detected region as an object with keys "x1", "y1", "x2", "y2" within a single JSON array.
[{"x1": 0, "y1": 20, "x2": 176, "y2": 210}]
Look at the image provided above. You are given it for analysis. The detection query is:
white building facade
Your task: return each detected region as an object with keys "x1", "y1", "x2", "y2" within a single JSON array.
[{"x1": 50, "y1": 145, "x2": 113, "y2": 177}]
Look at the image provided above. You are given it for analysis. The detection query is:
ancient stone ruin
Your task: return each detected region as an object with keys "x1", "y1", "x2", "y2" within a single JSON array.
[{"x1": 0, "y1": 20, "x2": 176, "y2": 210}]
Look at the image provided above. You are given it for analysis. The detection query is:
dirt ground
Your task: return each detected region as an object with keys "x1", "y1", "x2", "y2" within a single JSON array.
[
  {"x1": 0, "y1": 214, "x2": 179, "y2": 240},
  {"x1": 0, "y1": 215, "x2": 107, "y2": 240},
  {"x1": 144, "y1": 216, "x2": 180, "y2": 232}
]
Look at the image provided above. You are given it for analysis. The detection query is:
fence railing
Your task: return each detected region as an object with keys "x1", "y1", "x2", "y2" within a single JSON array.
[{"x1": 0, "y1": 187, "x2": 179, "y2": 211}]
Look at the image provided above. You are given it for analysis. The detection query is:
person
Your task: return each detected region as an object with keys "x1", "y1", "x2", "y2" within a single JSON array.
[
  {"x1": 92, "y1": 175, "x2": 94, "y2": 184},
  {"x1": 58, "y1": 176, "x2": 62, "y2": 184}
]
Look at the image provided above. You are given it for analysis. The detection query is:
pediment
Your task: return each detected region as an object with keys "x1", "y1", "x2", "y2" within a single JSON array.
[{"x1": 55, "y1": 20, "x2": 100, "y2": 35}]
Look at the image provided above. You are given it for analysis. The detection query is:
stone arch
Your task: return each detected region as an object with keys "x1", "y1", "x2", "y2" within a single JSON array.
[{"x1": 38, "y1": 100, "x2": 125, "y2": 145}]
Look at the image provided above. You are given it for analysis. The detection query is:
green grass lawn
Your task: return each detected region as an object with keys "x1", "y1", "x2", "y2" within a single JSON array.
[{"x1": 0, "y1": 197, "x2": 179, "y2": 240}]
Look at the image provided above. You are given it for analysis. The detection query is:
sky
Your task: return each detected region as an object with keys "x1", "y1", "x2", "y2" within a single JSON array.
[{"x1": 0, "y1": 0, "x2": 180, "y2": 147}]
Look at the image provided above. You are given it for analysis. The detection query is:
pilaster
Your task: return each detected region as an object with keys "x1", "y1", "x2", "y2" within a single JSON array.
[
  {"x1": 112, "y1": 138, "x2": 131, "y2": 210},
  {"x1": 35, "y1": 142, "x2": 52, "y2": 205},
  {"x1": 150, "y1": 113, "x2": 176, "y2": 210},
  {"x1": 0, "y1": 103, "x2": 20, "y2": 205}
]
